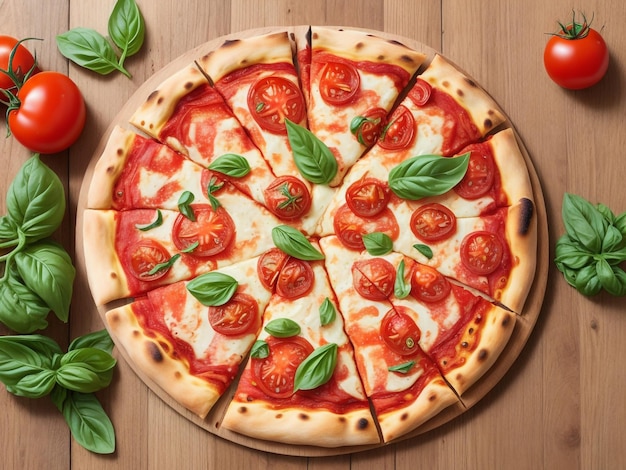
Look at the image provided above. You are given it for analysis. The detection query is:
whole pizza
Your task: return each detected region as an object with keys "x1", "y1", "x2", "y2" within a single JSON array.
[{"x1": 82, "y1": 27, "x2": 538, "y2": 449}]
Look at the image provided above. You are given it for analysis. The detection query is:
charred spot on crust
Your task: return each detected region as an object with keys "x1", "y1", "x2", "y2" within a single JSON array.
[
  {"x1": 457, "y1": 89, "x2": 465, "y2": 98},
  {"x1": 146, "y1": 90, "x2": 159, "y2": 102},
  {"x1": 518, "y1": 198, "x2": 535, "y2": 235},
  {"x1": 400, "y1": 412, "x2": 409, "y2": 421},
  {"x1": 401, "y1": 54, "x2": 416, "y2": 64},
  {"x1": 237, "y1": 406, "x2": 247, "y2": 414},
  {"x1": 174, "y1": 371, "x2": 182, "y2": 380},
  {"x1": 312, "y1": 32, "x2": 319, "y2": 40},
  {"x1": 484, "y1": 118, "x2": 494, "y2": 129},
  {"x1": 146, "y1": 341, "x2": 163, "y2": 362},
  {"x1": 109, "y1": 272, "x2": 118, "y2": 280},
  {"x1": 355, "y1": 41, "x2": 365, "y2": 50},
  {"x1": 356, "y1": 418, "x2": 369, "y2": 430},
  {"x1": 275, "y1": 413, "x2": 283, "y2": 419},
  {"x1": 116, "y1": 148, "x2": 124, "y2": 157},
  {"x1": 478, "y1": 349, "x2": 488, "y2": 361},
  {"x1": 464, "y1": 77, "x2": 477, "y2": 88},
  {"x1": 222, "y1": 39, "x2": 241, "y2": 48},
  {"x1": 298, "y1": 413, "x2": 310, "y2": 421},
  {"x1": 441, "y1": 80, "x2": 450, "y2": 88},
  {"x1": 377, "y1": 55, "x2": 385, "y2": 61},
  {"x1": 338, "y1": 416, "x2": 347, "y2": 423},
  {"x1": 502, "y1": 314, "x2": 512, "y2": 328},
  {"x1": 184, "y1": 81, "x2": 194, "y2": 90},
  {"x1": 157, "y1": 96, "x2": 164, "y2": 105}
]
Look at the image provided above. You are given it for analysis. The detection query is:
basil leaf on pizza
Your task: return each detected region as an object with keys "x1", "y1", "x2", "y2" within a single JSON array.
[
  {"x1": 271, "y1": 225, "x2": 324, "y2": 261},
  {"x1": 319, "y1": 297, "x2": 337, "y2": 326},
  {"x1": 208, "y1": 154, "x2": 251, "y2": 178},
  {"x1": 394, "y1": 260, "x2": 411, "y2": 299},
  {"x1": 362, "y1": 232, "x2": 393, "y2": 256},
  {"x1": 388, "y1": 153, "x2": 470, "y2": 200},
  {"x1": 294, "y1": 343, "x2": 338, "y2": 392},
  {"x1": 135, "y1": 210, "x2": 163, "y2": 231},
  {"x1": 186, "y1": 272, "x2": 238, "y2": 306},
  {"x1": 250, "y1": 340, "x2": 269, "y2": 359},
  {"x1": 388, "y1": 360, "x2": 415, "y2": 374},
  {"x1": 147, "y1": 253, "x2": 180, "y2": 277},
  {"x1": 285, "y1": 119, "x2": 338, "y2": 185},
  {"x1": 264, "y1": 318, "x2": 301, "y2": 338},
  {"x1": 177, "y1": 191, "x2": 196, "y2": 221},
  {"x1": 413, "y1": 243, "x2": 434, "y2": 259}
]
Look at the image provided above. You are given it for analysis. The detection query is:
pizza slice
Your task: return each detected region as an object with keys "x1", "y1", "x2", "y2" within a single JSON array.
[
  {"x1": 83, "y1": 181, "x2": 283, "y2": 305},
  {"x1": 105, "y1": 256, "x2": 271, "y2": 419},
  {"x1": 319, "y1": 236, "x2": 461, "y2": 443},
  {"x1": 349, "y1": 249, "x2": 516, "y2": 396},
  {"x1": 221, "y1": 241, "x2": 380, "y2": 447},
  {"x1": 297, "y1": 27, "x2": 425, "y2": 186}
]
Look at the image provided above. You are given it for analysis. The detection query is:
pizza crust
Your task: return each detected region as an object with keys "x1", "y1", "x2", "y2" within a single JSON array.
[
  {"x1": 421, "y1": 54, "x2": 505, "y2": 136},
  {"x1": 221, "y1": 397, "x2": 380, "y2": 447},
  {"x1": 490, "y1": 128, "x2": 535, "y2": 208},
  {"x1": 198, "y1": 31, "x2": 295, "y2": 83},
  {"x1": 311, "y1": 26, "x2": 426, "y2": 75},
  {"x1": 106, "y1": 303, "x2": 221, "y2": 418}
]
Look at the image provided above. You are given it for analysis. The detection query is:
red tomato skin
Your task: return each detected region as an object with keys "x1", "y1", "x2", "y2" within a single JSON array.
[
  {"x1": 8, "y1": 71, "x2": 86, "y2": 153},
  {"x1": 544, "y1": 28, "x2": 609, "y2": 90},
  {"x1": 0, "y1": 36, "x2": 37, "y2": 90}
]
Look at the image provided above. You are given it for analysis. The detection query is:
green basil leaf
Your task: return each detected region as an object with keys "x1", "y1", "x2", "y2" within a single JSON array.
[
  {"x1": 294, "y1": 343, "x2": 337, "y2": 392},
  {"x1": 0, "y1": 266, "x2": 50, "y2": 333},
  {"x1": 394, "y1": 259, "x2": 411, "y2": 299},
  {"x1": 177, "y1": 191, "x2": 196, "y2": 221},
  {"x1": 56, "y1": 348, "x2": 117, "y2": 393},
  {"x1": 610, "y1": 267, "x2": 626, "y2": 296},
  {"x1": 349, "y1": 116, "x2": 368, "y2": 136},
  {"x1": 181, "y1": 241, "x2": 199, "y2": 254},
  {"x1": 108, "y1": 0, "x2": 145, "y2": 57},
  {"x1": 0, "y1": 334, "x2": 63, "y2": 358},
  {"x1": 319, "y1": 297, "x2": 337, "y2": 326},
  {"x1": 51, "y1": 387, "x2": 116, "y2": 454},
  {"x1": 602, "y1": 246, "x2": 626, "y2": 265},
  {"x1": 271, "y1": 225, "x2": 324, "y2": 261},
  {"x1": 388, "y1": 360, "x2": 415, "y2": 374},
  {"x1": 14, "y1": 240, "x2": 75, "y2": 323},
  {"x1": 388, "y1": 153, "x2": 470, "y2": 200},
  {"x1": 264, "y1": 318, "x2": 301, "y2": 338},
  {"x1": 250, "y1": 340, "x2": 269, "y2": 359},
  {"x1": 286, "y1": 119, "x2": 338, "y2": 184},
  {"x1": 7, "y1": 369, "x2": 56, "y2": 398},
  {"x1": 209, "y1": 154, "x2": 251, "y2": 178},
  {"x1": 554, "y1": 235, "x2": 593, "y2": 269},
  {"x1": 0, "y1": 339, "x2": 56, "y2": 396},
  {"x1": 147, "y1": 253, "x2": 180, "y2": 276},
  {"x1": 6, "y1": 155, "x2": 65, "y2": 243},
  {"x1": 595, "y1": 258, "x2": 622, "y2": 296},
  {"x1": 0, "y1": 215, "x2": 18, "y2": 242},
  {"x1": 573, "y1": 264, "x2": 602, "y2": 296},
  {"x1": 206, "y1": 176, "x2": 223, "y2": 210},
  {"x1": 596, "y1": 203, "x2": 616, "y2": 223},
  {"x1": 186, "y1": 271, "x2": 238, "y2": 306},
  {"x1": 362, "y1": 232, "x2": 393, "y2": 256},
  {"x1": 615, "y1": 212, "x2": 626, "y2": 237},
  {"x1": 135, "y1": 210, "x2": 163, "y2": 231},
  {"x1": 56, "y1": 28, "x2": 125, "y2": 76},
  {"x1": 562, "y1": 193, "x2": 606, "y2": 253},
  {"x1": 69, "y1": 329, "x2": 114, "y2": 355},
  {"x1": 601, "y1": 225, "x2": 624, "y2": 253},
  {"x1": 413, "y1": 243, "x2": 434, "y2": 259}
]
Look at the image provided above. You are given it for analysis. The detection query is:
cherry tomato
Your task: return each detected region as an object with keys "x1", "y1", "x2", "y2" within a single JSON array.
[
  {"x1": 408, "y1": 78, "x2": 432, "y2": 106},
  {"x1": 543, "y1": 13, "x2": 609, "y2": 90},
  {"x1": 252, "y1": 335, "x2": 314, "y2": 398},
  {"x1": 410, "y1": 203, "x2": 457, "y2": 242},
  {"x1": 352, "y1": 258, "x2": 396, "y2": 300},
  {"x1": 460, "y1": 231, "x2": 504, "y2": 275},
  {"x1": 380, "y1": 308, "x2": 421, "y2": 356},
  {"x1": 410, "y1": 263, "x2": 451, "y2": 303},
  {"x1": 454, "y1": 145, "x2": 496, "y2": 199},
  {"x1": 351, "y1": 107, "x2": 387, "y2": 147},
  {"x1": 275, "y1": 258, "x2": 315, "y2": 300},
  {"x1": 208, "y1": 293, "x2": 259, "y2": 336},
  {"x1": 345, "y1": 177, "x2": 390, "y2": 218},
  {"x1": 257, "y1": 248, "x2": 289, "y2": 291},
  {"x1": 172, "y1": 205, "x2": 236, "y2": 257},
  {"x1": 264, "y1": 175, "x2": 312, "y2": 220},
  {"x1": 333, "y1": 204, "x2": 400, "y2": 251},
  {"x1": 379, "y1": 105, "x2": 416, "y2": 151},
  {"x1": 247, "y1": 76, "x2": 305, "y2": 134},
  {"x1": 128, "y1": 240, "x2": 171, "y2": 281},
  {"x1": 319, "y1": 61, "x2": 360, "y2": 105},
  {"x1": 0, "y1": 36, "x2": 37, "y2": 90},
  {"x1": 7, "y1": 71, "x2": 85, "y2": 154}
]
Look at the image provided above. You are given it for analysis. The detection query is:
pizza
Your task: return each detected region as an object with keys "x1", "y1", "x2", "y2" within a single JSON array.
[{"x1": 82, "y1": 27, "x2": 538, "y2": 449}]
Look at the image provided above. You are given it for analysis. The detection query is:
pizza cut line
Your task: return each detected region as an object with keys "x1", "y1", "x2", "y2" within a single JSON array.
[{"x1": 82, "y1": 26, "x2": 538, "y2": 449}]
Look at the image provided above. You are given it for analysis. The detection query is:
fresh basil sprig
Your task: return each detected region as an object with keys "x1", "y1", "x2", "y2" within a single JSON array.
[
  {"x1": 264, "y1": 318, "x2": 301, "y2": 338},
  {"x1": 555, "y1": 193, "x2": 626, "y2": 296},
  {"x1": 388, "y1": 153, "x2": 470, "y2": 200},
  {"x1": 209, "y1": 154, "x2": 251, "y2": 178},
  {"x1": 271, "y1": 225, "x2": 324, "y2": 261},
  {"x1": 285, "y1": 119, "x2": 338, "y2": 185},
  {"x1": 56, "y1": 0, "x2": 145, "y2": 78},
  {"x1": 362, "y1": 232, "x2": 393, "y2": 256},
  {"x1": 186, "y1": 271, "x2": 238, "y2": 306},
  {"x1": 294, "y1": 343, "x2": 338, "y2": 392},
  {"x1": 0, "y1": 330, "x2": 117, "y2": 454}
]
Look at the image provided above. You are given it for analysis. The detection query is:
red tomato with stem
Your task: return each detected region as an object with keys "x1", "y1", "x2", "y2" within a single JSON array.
[
  {"x1": 7, "y1": 71, "x2": 86, "y2": 153},
  {"x1": 0, "y1": 36, "x2": 38, "y2": 91},
  {"x1": 543, "y1": 12, "x2": 609, "y2": 90}
]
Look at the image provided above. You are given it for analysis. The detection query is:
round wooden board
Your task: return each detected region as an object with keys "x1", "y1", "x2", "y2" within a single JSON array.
[{"x1": 75, "y1": 26, "x2": 549, "y2": 457}]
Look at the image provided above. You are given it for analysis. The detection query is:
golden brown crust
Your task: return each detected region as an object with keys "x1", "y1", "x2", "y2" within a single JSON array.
[
  {"x1": 420, "y1": 54, "x2": 505, "y2": 135},
  {"x1": 87, "y1": 126, "x2": 137, "y2": 210},
  {"x1": 490, "y1": 128, "x2": 535, "y2": 208},
  {"x1": 106, "y1": 304, "x2": 221, "y2": 418},
  {"x1": 129, "y1": 63, "x2": 208, "y2": 140},
  {"x1": 82, "y1": 209, "x2": 130, "y2": 305},
  {"x1": 441, "y1": 305, "x2": 516, "y2": 396},
  {"x1": 499, "y1": 198, "x2": 538, "y2": 314},
  {"x1": 311, "y1": 26, "x2": 426, "y2": 75},
  {"x1": 221, "y1": 397, "x2": 380, "y2": 447},
  {"x1": 376, "y1": 377, "x2": 459, "y2": 442},
  {"x1": 198, "y1": 31, "x2": 295, "y2": 83}
]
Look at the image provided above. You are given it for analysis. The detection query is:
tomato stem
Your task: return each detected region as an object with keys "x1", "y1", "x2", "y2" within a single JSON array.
[
  {"x1": 0, "y1": 38, "x2": 41, "y2": 91},
  {"x1": 551, "y1": 11, "x2": 594, "y2": 40}
]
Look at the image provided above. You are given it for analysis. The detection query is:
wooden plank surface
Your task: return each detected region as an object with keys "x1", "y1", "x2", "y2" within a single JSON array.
[{"x1": 1, "y1": 1, "x2": 626, "y2": 469}]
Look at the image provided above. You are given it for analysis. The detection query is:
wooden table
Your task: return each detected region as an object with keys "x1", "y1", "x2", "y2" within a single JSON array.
[{"x1": 2, "y1": 1, "x2": 625, "y2": 469}]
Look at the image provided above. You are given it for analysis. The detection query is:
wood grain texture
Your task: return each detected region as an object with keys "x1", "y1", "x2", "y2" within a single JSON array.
[{"x1": 1, "y1": 0, "x2": 626, "y2": 469}]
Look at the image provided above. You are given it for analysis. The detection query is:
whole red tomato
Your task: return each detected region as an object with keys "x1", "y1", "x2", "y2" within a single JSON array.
[
  {"x1": 0, "y1": 36, "x2": 37, "y2": 91},
  {"x1": 544, "y1": 13, "x2": 609, "y2": 90},
  {"x1": 7, "y1": 71, "x2": 86, "y2": 153}
]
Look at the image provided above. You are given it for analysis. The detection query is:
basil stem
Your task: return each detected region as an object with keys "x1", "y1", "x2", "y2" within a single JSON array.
[
  {"x1": 294, "y1": 343, "x2": 338, "y2": 392},
  {"x1": 186, "y1": 271, "x2": 238, "y2": 306},
  {"x1": 285, "y1": 119, "x2": 338, "y2": 185},
  {"x1": 271, "y1": 225, "x2": 324, "y2": 261}
]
